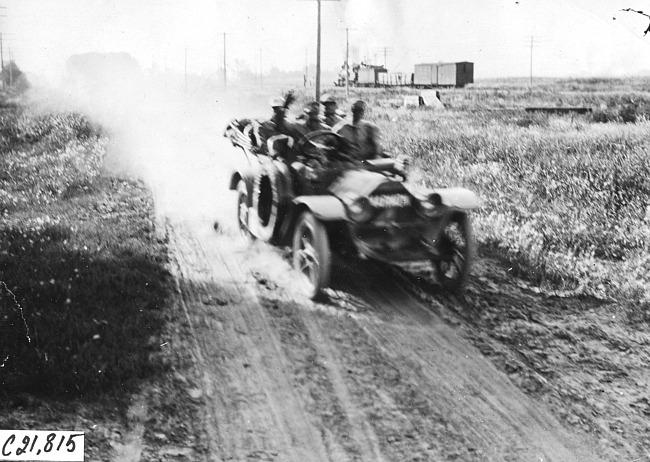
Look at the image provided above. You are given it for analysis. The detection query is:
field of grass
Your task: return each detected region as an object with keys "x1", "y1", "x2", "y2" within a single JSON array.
[
  {"x1": 0, "y1": 100, "x2": 170, "y2": 397},
  {"x1": 316, "y1": 78, "x2": 650, "y2": 314}
]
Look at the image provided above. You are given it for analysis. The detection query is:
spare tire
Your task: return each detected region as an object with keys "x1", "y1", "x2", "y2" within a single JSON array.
[{"x1": 252, "y1": 167, "x2": 281, "y2": 242}]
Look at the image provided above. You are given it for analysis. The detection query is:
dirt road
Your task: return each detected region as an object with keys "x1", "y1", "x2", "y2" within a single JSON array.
[
  {"x1": 152, "y1": 209, "x2": 603, "y2": 461},
  {"x1": 107, "y1": 91, "x2": 613, "y2": 461}
]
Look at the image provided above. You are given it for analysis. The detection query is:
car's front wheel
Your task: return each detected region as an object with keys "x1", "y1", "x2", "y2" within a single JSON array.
[
  {"x1": 432, "y1": 212, "x2": 474, "y2": 292},
  {"x1": 292, "y1": 211, "x2": 331, "y2": 300}
]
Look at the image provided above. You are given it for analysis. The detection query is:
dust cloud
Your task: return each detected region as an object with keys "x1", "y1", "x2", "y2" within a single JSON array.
[
  {"x1": 28, "y1": 60, "x2": 276, "y2": 231},
  {"x1": 25, "y1": 56, "x2": 301, "y2": 289}
]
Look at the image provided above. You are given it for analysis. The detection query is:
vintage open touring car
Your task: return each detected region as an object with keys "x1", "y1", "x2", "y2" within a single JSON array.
[{"x1": 224, "y1": 118, "x2": 479, "y2": 300}]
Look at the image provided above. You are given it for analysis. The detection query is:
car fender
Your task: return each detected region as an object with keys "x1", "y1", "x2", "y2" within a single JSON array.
[
  {"x1": 430, "y1": 187, "x2": 479, "y2": 210},
  {"x1": 229, "y1": 169, "x2": 256, "y2": 206},
  {"x1": 293, "y1": 195, "x2": 347, "y2": 221}
]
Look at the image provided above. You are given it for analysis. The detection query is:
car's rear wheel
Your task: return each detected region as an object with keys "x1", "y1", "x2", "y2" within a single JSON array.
[
  {"x1": 432, "y1": 213, "x2": 474, "y2": 292},
  {"x1": 236, "y1": 180, "x2": 255, "y2": 242},
  {"x1": 292, "y1": 212, "x2": 331, "y2": 300}
]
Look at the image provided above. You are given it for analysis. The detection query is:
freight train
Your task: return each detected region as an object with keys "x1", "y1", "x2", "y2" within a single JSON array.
[{"x1": 337, "y1": 61, "x2": 474, "y2": 89}]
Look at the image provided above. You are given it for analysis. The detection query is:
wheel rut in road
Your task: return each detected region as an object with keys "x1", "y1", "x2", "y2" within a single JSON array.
[{"x1": 166, "y1": 218, "x2": 603, "y2": 461}]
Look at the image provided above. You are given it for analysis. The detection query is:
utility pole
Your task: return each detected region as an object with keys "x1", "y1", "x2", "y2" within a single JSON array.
[
  {"x1": 337, "y1": 26, "x2": 357, "y2": 98},
  {"x1": 8, "y1": 47, "x2": 12, "y2": 87},
  {"x1": 0, "y1": 33, "x2": 4, "y2": 91},
  {"x1": 316, "y1": 0, "x2": 321, "y2": 101},
  {"x1": 345, "y1": 27, "x2": 349, "y2": 98},
  {"x1": 376, "y1": 46, "x2": 392, "y2": 68},
  {"x1": 0, "y1": 6, "x2": 6, "y2": 91},
  {"x1": 259, "y1": 48, "x2": 263, "y2": 89},
  {"x1": 219, "y1": 33, "x2": 239, "y2": 88},
  {"x1": 300, "y1": 0, "x2": 340, "y2": 101},
  {"x1": 524, "y1": 35, "x2": 542, "y2": 88},
  {"x1": 304, "y1": 47, "x2": 308, "y2": 87},
  {"x1": 530, "y1": 36, "x2": 533, "y2": 87}
]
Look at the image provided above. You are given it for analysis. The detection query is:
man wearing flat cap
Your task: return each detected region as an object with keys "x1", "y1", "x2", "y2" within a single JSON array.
[
  {"x1": 254, "y1": 95, "x2": 301, "y2": 160},
  {"x1": 297, "y1": 101, "x2": 328, "y2": 136},
  {"x1": 320, "y1": 93, "x2": 344, "y2": 128}
]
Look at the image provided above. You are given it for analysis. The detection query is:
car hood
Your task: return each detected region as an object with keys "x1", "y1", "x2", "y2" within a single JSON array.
[{"x1": 328, "y1": 169, "x2": 407, "y2": 205}]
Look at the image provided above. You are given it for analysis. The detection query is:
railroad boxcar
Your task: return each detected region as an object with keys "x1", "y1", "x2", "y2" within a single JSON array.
[
  {"x1": 413, "y1": 62, "x2": 473, "y2": 88},
  {"x1": 414, "y1": 63, "x2": 438, "y2": 87}
]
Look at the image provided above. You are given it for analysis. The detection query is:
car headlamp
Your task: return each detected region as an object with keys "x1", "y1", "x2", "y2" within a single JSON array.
[
  {"x1": 418, "y1": 193, "x2": 443, "y2": 217},
  {"x1": 347, "y1": 197, "x2": 375, "y2": 223}
]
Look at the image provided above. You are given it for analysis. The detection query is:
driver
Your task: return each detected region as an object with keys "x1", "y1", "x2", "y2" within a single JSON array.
[
  {"x1": 320, "y1": 94, "x2": 344, "y2": 128},
  {"x1": 297, "y1": 101, "x2": 329, "y2": 136},
  {"x1": 295, "y1": 101, "x2": 331, "y2": 166},
  {"x1": 333, "y1": 100, "x2": 385, "y2": 161}
]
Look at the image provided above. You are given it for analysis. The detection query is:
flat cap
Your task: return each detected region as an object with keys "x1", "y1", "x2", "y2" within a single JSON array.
[{"x1": 320, "y1": 93, "x2": 336, "y2": 104}]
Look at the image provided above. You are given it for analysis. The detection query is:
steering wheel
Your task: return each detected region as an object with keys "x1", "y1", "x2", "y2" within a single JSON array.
[{"x1": 296, "y1": 130, "x2": 350, "y2": 162}]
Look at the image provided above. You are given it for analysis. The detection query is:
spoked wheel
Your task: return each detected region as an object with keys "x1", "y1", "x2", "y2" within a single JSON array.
[
  {"x1": 432, "y1": 213, "x2": 474, "y2": 292},
  {"x1": 292, "y1": 212, "x2": 332, "y2": 300},
  {"x1": 236, "y1": 180, "x2": 255, "y2": 242}
]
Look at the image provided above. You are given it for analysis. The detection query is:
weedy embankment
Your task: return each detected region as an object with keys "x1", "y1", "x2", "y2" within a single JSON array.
[{"x1": 0, "y1": 98, "x2": 169, "y2": 401}]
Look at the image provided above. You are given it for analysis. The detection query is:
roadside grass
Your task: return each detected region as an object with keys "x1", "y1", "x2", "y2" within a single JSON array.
[
  {"x1": 316, "y1": 80, "x2": 650, "y2": 312},
  {"x1": 0, "y1": 103, "x2": 170, "y2": 397}
]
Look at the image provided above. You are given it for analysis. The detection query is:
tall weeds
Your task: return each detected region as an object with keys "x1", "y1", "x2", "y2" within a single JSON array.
[{"x1": 367, "y1": 81, "x2": 650, "y2": 306}]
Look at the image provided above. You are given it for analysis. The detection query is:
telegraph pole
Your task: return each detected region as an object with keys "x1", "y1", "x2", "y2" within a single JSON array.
[
  {"x1": 301, "y1": 0, "x2": 340, "y2": 101},
  {"x1": 219, "y1": 33, "x2": 239, "y2": 88},
  {"x1": 259, "y1": 48, "x2": 263, "y2": 89},
  {"x1": 337, "y1": 26, "x2": 357, "y2": 98},
  {"x1": 524, "y1": 35, "x2": 542, "y2": 88},
  {"x1": 345, "y1": 27, "x2": 349, "y2": 97},
  {"x1": 8, "y1": 46, "x2": 12, "y2": 87},
  {"x1": 377, "y1": 46, "x2": 392, "y2": 68},
  {"x1": 530, "y1": 36, "x2": 533, "y2": 87},
  {"x1": 0, "y1": 33, "x2": 4, "y2": 91},
  {"x1": 0, "y1": 6, "x2": 6, "y2": 91},
  {"x1": 316, "y1": 0, "x2": 321, "y2": 100}
]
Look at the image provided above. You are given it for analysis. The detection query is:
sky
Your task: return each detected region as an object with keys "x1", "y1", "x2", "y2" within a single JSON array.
[{"x1": 3, "y1": 0, "x2": 650, "y2": 84}]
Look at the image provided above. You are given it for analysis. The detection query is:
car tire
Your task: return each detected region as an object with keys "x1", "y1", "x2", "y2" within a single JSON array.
[
  {"x1": 292, "y1": 211, "x2": 332, "y2": 300},
  {"x1": 432, "y1": 212, "x2": 474, "y2": 292},
  {"x1": 236, "y1": 180, "x2": 255, "y2": 242}
]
